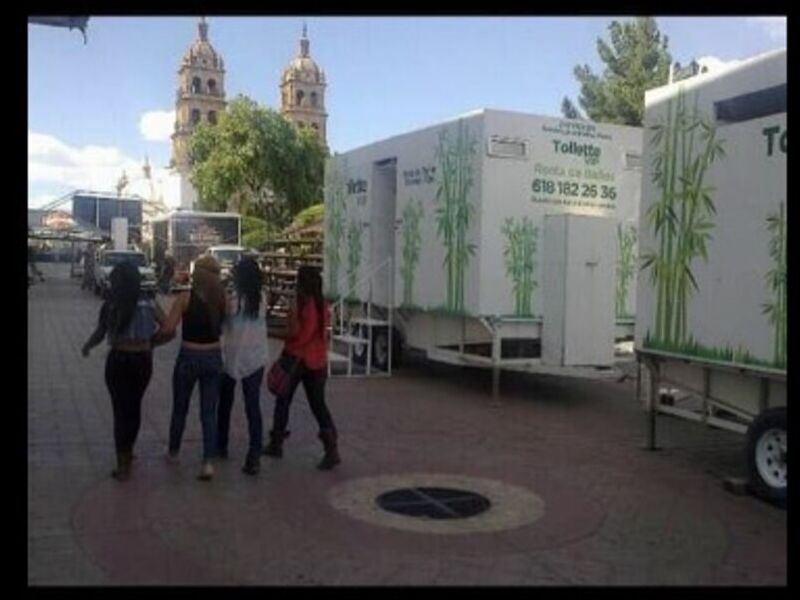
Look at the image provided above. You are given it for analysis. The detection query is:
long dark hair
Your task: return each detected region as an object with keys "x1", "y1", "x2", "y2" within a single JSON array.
[
  {"x1": 192, "y1": 255, "x2": 226, "y2": 333},
  {"x1": 233, "y1": 257, "x2": 262, "y2": 319},
  {"x1": 107, "y1": 261, "x2": 141, "y2": 337},
  {"x1": 296, "y1": 265, "x2": 325, "y2": 339}
]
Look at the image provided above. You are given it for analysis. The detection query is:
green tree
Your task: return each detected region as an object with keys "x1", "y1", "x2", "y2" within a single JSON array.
[
  {"x1": 561, "y1": 97, "x2": 583, "y2": 120},
  {"x1": 189, "y1": 95, "x2": 328, "y2": 229},
  {"x1": 562, "y1": 17, "x2": 671, "y2": 126},
  {"x1": 241, "y1": 215, "x2": 278, "y2": 250},
  {"x1": 289, "y1": 203, "x2": 324, "y2": 229}
]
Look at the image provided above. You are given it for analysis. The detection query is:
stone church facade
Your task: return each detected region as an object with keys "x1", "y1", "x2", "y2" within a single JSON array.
[{"x1": 172, "y1": 18, "x2": 327, "y2": 209}]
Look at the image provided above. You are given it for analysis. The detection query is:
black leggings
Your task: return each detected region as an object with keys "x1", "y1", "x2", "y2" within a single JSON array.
[
  {"x1": 105, "y1": 350, "x2": 153, "y2": 454},
  {"x1": 272, "y1": 359, "x2": 334, "y2": 433}
]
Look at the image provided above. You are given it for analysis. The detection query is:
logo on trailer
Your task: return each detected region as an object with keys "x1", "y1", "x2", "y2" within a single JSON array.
[{"x1": 552, "y1": 139, "x2": 602, "y2": 165}]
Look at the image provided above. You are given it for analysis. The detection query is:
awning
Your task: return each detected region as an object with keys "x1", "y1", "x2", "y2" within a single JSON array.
[{"x1": 29, "y1": 17, "x2": 90, "y2": 43}]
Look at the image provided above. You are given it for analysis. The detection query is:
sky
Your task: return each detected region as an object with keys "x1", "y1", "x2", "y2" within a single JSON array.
[{"x1": 27, "y1": 15, "x2": 786, "y2": 209}]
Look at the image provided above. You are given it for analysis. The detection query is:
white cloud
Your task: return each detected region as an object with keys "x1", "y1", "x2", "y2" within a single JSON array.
[
  {"x1": 28, "y1": 130, "x2": 181, "y2": 208},
  {"x1": 139, "y1": 110, "x2": 176, "y2": 142},
  {"x1": 748, "y1": 16, "x2": 787, "y2": 41},
  {"x1": 28, "y1": 194, "x2": 58, "y2": 209},
  {"x1": 696, "y1": 55, "x2": 741, "y2": 74}
]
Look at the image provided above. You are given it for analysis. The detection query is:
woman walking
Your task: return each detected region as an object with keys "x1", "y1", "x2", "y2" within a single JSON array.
[
  {"x1": 217, "y1": 257, "x2": 269, "y2": 476},
  {"x1": 160, "y1": 255, "x2": 227, "y2": 481},
  {"x1": 82, "y1": 261, "x2": 168, "y2": 480},
  {"x1": 263, "y1": 265, "x2": 340, "y2": 470}
]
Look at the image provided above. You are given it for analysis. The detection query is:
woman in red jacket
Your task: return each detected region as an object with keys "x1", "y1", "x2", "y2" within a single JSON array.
[{"x1": 264, "y1": 266, "x2": 339, "y2": 470}]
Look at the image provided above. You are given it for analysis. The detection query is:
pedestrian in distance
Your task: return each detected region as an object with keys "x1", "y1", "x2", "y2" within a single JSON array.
[
  {"x1": 28, "y1": 244, "x2": 45, "y2": 283},
  {"x1": 160, "y1": 255, "x2": 227, "y2": 481},
  {"x1": 82, "y1": 242, "x2": 96, "y2": 291},
  {"x1": 158, "y1": 254, "x2": 176, "y2": 295},
  {"x1": 263, "y1": 265, "x2": 340, "y2": 470},
  {"x1": 81, "y1": 260, "x2": 172, "y2": 481},
  {"x1": 217, "y1": 257, "x2": 269, "y2": 476}
]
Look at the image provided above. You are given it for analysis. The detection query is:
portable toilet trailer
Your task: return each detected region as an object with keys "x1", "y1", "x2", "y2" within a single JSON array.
[
  {"x1": 636, "y1": 48, "x2": 786, "y2": 503},
  {"x1": 324, "y1": 108, "x2": 642, "y2": 386}
]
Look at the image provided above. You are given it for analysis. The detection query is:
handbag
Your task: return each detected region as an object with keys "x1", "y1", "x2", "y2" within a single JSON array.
[{"x1": 266, "y1": 352, "x2": 300, "y2": 397}]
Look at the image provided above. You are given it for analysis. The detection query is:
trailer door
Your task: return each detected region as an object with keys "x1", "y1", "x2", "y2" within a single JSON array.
[{"x1": 371, "y1": 158, "x2": 397, "y2": 307}]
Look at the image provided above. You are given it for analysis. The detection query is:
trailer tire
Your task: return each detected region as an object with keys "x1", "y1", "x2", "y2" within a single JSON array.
[
  {"x1": 371, "y1": 327, "x2": 402, "y2": 371},
  {"x1": 351, "y1": 325, "x2": 402, "y2": 370},
  {"x1": 745, "y1": 407, "x2": 787, "y2": 504},
  {"x1": 351, "y1": 324, "x2": 369, "y2": 366}
]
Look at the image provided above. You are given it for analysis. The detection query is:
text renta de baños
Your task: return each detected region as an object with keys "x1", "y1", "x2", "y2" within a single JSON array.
[{"x1": 529, "y1": 162, "x2": 617, "y2": 210}]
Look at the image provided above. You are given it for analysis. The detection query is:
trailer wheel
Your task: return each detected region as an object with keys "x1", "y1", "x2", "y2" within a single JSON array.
[
  {"x1": 351, "y1": 325, "x2": 402, "y2": 370},
  {"x1": 746, "y1": 407, "x2": 787, "y2": 504},
  {"x1": 351, "y1": 323, "x2": 369, "y2": 366},
  {"x1": 371, "y1": 327, "x2": 402, "y2": 371}
]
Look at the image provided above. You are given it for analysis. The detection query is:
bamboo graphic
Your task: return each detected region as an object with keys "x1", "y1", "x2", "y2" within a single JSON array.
[
  {"x1": 400, "y1": 198, "x2": 424, "y2": 306},
  {"x1": 434, "y1": 120, "x2": 478, "y2": 313},
  {"x1": 346, "y1": 218, "x2": 364, "y2": 301},
  {"x1": 502, "y1": 217, "x2": 538, "y2": 317},
  {"x1": 762, "y1": 202, "x2": 786, "y2": 368},
  {"x1": 642, "y1": 89, "x2": 725, "y2": 347},
  {"x1": 616, "y1": 223, "x2": 637, "y2": 318},
  {"x1": 324, "y1": 159, "x2": 348, "y2": 297}
]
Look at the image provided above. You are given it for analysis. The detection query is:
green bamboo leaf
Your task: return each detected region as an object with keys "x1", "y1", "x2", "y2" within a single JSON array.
[
  {"x1": 701, "y1": 193, "x2": 716, "y2": 215},
  {"x1": 684, "y1": 265, "x2": 699, "y2": 292}
]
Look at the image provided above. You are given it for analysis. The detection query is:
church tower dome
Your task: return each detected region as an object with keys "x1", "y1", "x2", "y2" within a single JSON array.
[
  {"x1": 280, "y1": 23, "x2": 328, "y2": 144},
  {"x1": 171, "y1": 17, "x2": 227, "y2": 209}
]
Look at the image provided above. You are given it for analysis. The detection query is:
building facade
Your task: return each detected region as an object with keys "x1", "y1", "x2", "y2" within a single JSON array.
[{"x1": 171, "y1": 19, "x2": 327, "y2": 210}]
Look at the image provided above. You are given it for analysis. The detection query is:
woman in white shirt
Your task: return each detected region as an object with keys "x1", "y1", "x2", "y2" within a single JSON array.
[{"x1": 217, "y1": 257, "x2": 270, "y2": 475}]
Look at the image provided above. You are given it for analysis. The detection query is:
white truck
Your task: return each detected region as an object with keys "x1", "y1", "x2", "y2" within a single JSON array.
[
  {"x1": 324, "y1": 108, "x2": 642, "y2": 390},
  {"x1": 94, "y1": 248, "x2": 157, "y2": 297},
  {"x1": 150, "y1": 210, "x2": 242, "y2": 275},
  {"x1": 636, "y1": 49, "x2": 786, "y2": 502}
]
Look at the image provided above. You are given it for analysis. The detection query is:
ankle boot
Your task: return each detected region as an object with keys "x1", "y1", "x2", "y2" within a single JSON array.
[
  {"x1": 242, "y1": 451, "x2": 260, "y2": 476},
  {"x1": 263, "y1": 430, "x2": 290, "y2": 458},
  {"x1": 111, "y1": 450, "x2": 133, "y2": 481},
  {"x1": 317, "y1": 429, "x2": 341, "y2": 471}
]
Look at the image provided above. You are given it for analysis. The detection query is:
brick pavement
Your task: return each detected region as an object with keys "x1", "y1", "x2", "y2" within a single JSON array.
[{"x1": 28, "y1": 264, "x2": 787, "y2": 585}]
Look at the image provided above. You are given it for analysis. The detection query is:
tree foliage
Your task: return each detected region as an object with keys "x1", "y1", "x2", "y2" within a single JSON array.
[
  {"x1": 241, "y1": 214, "x2": 279, "y2": 250},
  {"x1": 289, "y1": 203, "x2": 324, "y2": 229},
  {"x1": 562, "y1": 17, "x2": 671, "y2": 126},
  {"x1": 189, "y1": 95, "x2": 328, "y2": 229}
]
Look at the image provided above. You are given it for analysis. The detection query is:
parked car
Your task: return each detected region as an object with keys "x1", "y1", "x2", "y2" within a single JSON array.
[{"x1": 94, "y1": 249, "x2": 156, "y2": 297}]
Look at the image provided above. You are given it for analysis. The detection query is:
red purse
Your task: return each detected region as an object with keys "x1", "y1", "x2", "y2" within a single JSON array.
[{"x1": 266, "y1": 353, "x2": 300, "y2": 397}]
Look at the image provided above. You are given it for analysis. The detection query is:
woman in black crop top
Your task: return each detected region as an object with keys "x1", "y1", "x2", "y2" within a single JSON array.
[{"x1": 160, "y1": 255, "x2": 227, "y2": 481}]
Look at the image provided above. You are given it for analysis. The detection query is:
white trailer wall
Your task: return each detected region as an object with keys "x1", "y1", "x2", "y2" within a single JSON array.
[
  {"x1": 636, "y1": 49, "x2": 787, "y2": 371},
  {"x1": 325, "y1": 113, "x2": 485, "y2": 316},
  {"x1": 479, "y1": 110, "x2": 642, "y2": 319},
  {"x1": 325, "y1": 110, "x2": 642, "y2": 323}
]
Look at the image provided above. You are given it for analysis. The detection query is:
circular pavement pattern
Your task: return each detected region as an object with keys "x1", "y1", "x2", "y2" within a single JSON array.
[{"x1": 329, "y1": 473, "x2": 546, "y2": 534}]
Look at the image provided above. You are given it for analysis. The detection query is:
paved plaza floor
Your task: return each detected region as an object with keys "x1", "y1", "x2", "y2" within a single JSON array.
[{"x1": 27, "y1": 264, "x2": 786, "y2": 585}]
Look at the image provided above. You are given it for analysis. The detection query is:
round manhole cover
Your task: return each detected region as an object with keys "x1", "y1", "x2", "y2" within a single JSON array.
[
  {"x1": 376, "y1": 487, "x2": 491, "y2": 520},
  {"x1": 330, "y1": 474, "x2": 546, "y2": 534}
]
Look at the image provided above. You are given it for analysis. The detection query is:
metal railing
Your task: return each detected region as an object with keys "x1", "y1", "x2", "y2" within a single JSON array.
[{"x1": 329, "y1": 256, "x2": 394, "y2": 377}]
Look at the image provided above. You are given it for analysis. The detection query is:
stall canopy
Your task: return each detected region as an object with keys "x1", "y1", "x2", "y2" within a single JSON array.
[{"x1": 28, "y1": 16, "x2": 89, "y2": 43}]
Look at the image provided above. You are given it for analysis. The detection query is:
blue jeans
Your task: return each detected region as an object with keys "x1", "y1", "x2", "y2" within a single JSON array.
[
  {"x1": 218, "y1": 367, "x2": 264, "y2": 457},
  {"x1": 169, "y1": 347, "x2": 223, "y2": 461}
]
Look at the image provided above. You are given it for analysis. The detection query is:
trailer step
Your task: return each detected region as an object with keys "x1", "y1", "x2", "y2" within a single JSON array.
[
  {"x1": 333, "y1": 334, "x2": 369, "y2": 346},
  {"x1": 328, "y1": 351, "x2": 350, "y2": 363},
  {"x1": 349, "y1": 317, "x2": 390, "y2": 327}
]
